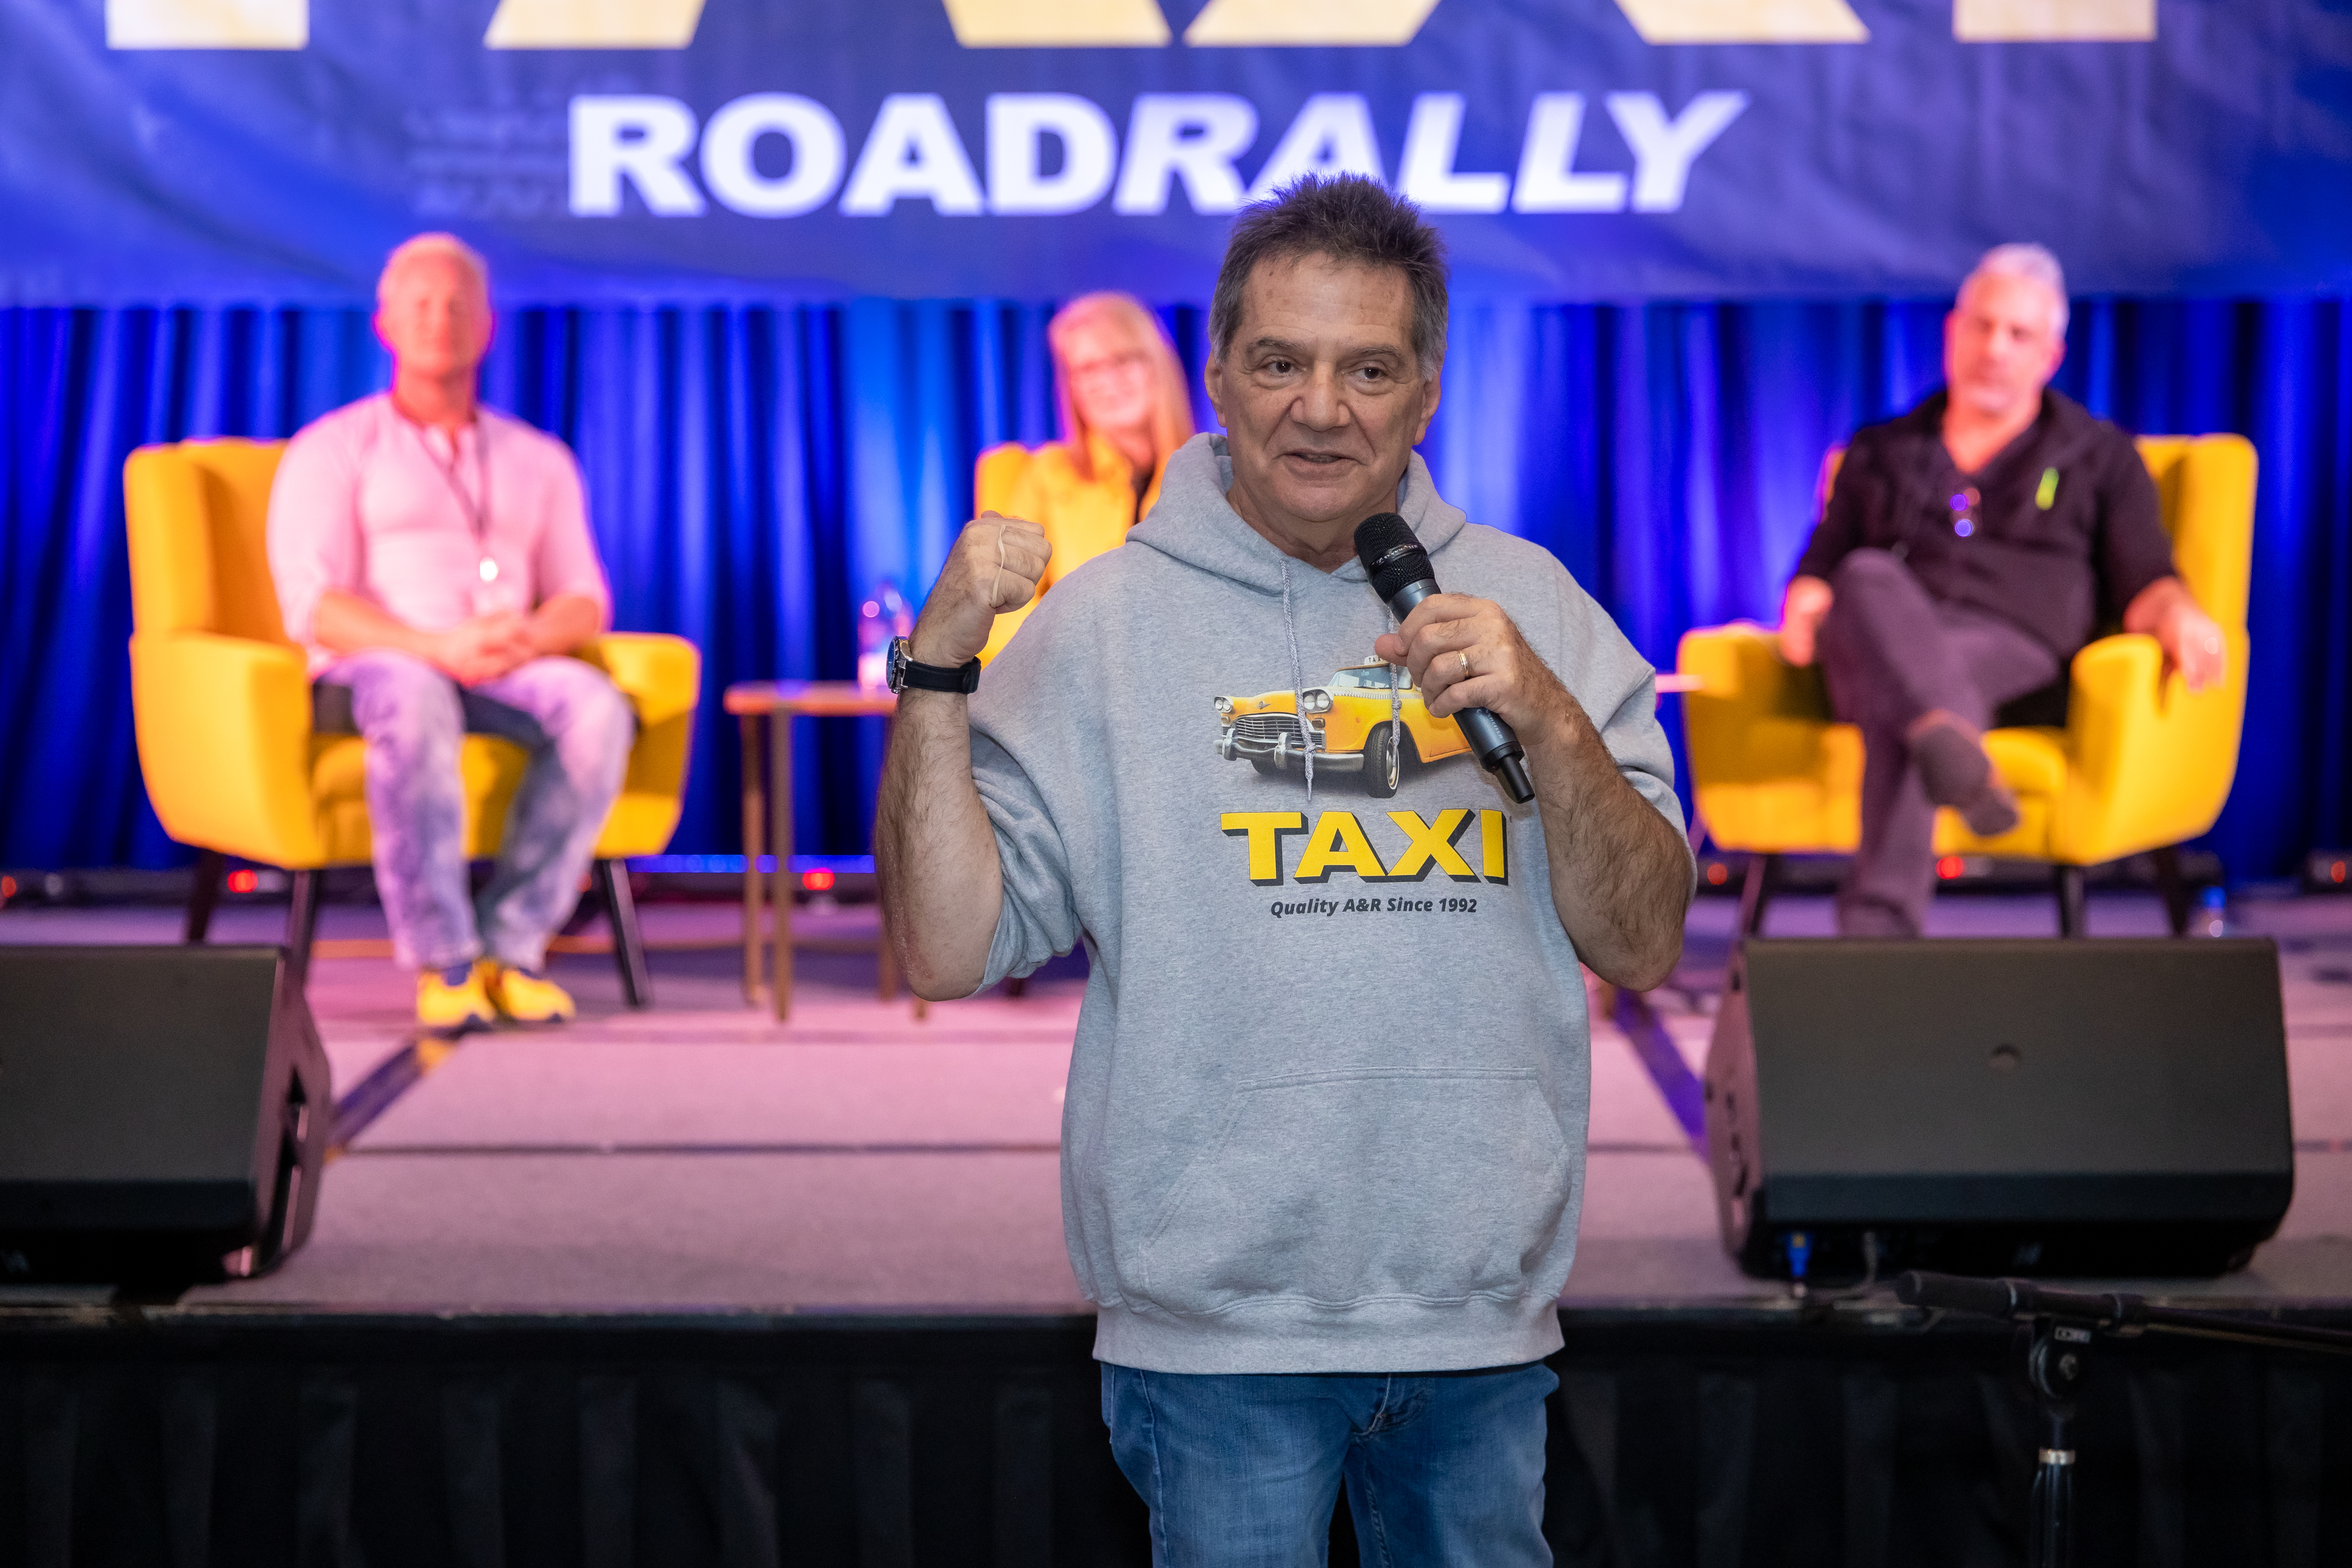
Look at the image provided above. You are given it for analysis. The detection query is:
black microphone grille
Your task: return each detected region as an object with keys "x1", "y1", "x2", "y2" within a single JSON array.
[{"x1": 1352, "y1": 512, "x2": 1430, "y2": 602}]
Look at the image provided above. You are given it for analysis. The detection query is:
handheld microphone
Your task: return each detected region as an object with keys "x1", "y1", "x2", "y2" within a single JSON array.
[{"x1": 1353, "y1": 513, "x2": 1536, "y2": 805}]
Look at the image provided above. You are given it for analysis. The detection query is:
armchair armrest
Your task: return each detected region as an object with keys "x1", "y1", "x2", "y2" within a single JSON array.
[
  {"x1": 129, "y1": 630, "x2": 327, "y2": 867},
  {"x1": 1675, "y1": 623, "x2": 1860, "y2": 853},
  {"x1": 579, "y1": 633, "x2": 701, "y2": 727},
  {"x1": 1677, "y1": 624, "x2": 1836, "y2": 780},
  {"x1": 2053, "y1": 628, "x2": 2250, "y2": 861},
  {"x1": 578, "y1": 632, "x2": 701, "y2": 858},
  {"x1": 1676, "y1": 623, "x2": 1830, "y2": 718}
]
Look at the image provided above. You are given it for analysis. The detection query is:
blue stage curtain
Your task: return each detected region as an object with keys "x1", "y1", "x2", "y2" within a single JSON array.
[{"x1": 3, "y1": 298, "x2": 2345, "y2": 880}]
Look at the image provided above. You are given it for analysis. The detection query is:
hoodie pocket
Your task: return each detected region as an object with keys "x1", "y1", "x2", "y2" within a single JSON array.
[{"x1": 1135, "y1": 1069, "x2": 1574, "y2": 1317}]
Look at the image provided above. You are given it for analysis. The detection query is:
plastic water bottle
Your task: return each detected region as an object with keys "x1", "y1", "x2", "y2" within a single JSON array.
[
  {"x1": 1784, "y1": 1229, "x2": 1812, "y2": 1292},
  {"x1": 856, "y1": 580, "x2": 912, "y2": 691}
]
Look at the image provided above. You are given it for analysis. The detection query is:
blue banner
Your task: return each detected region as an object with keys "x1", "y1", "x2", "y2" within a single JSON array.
[{"x1": 3, "y1": 0, "x2": 2347, "y2": 303}]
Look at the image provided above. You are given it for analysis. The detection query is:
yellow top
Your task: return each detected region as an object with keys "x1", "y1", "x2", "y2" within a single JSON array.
[{"x1": 976, "y1": 431, "x2": 1166, "y2": 664}]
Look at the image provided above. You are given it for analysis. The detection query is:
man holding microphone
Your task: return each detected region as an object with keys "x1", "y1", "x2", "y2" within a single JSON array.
[{"x1": 878, "y1": 176, "x2": 1693, "y2": 1564}]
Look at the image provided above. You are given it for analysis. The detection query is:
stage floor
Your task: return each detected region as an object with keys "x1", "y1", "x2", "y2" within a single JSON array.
[{"x1": 4, "y1": 888, "x2": 2349, "y2": 1317}]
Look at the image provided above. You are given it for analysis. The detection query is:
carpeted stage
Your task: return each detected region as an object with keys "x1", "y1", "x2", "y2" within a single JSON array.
[{"x1": 3, "y1": 890, "x2": 2350, "y2": 1564}]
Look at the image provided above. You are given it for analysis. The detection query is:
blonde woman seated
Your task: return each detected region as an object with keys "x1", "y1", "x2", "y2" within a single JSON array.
[{"x1": 977, "y1": 293, "x2": 1194, "y2": 663}]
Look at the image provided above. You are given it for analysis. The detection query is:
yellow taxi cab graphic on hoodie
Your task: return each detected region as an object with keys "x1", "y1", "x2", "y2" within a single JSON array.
[{"x1": 1213, "y1": 660, "x2": 1469, "y2": 797}]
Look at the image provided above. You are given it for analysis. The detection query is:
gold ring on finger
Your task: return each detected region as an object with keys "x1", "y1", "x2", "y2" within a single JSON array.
[{"x1": 1458, "y1": 650, "x2": 1471, "y2": 676}]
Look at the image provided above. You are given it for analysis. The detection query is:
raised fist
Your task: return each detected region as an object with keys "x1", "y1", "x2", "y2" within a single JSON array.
[{"x1": 908, "y1": 511, "x2": 1051, "y2": 669}]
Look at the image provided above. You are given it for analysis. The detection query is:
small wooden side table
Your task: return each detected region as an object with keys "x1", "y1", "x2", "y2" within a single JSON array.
[{"x1": 722, "y1": 680, "x2": 923, "y2": 1021}]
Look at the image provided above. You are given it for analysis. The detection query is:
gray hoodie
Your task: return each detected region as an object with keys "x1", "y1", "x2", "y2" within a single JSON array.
[{"x1": 969, "y1": 433, "x2": 1687, "y2": 1374}]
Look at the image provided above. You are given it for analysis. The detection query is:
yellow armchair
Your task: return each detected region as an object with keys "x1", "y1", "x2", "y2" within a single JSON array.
[
  {"x1": 124, "y1": 437, "x2": 703, "y2": 1004},
  {"x1": 1677, "y1": 434, "x2": 2256, "y2": 936}
]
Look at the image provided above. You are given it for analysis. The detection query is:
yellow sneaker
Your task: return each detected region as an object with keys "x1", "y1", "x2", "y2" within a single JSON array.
[
  {"x1": 417, "y1": 965, "x2": 497, "y2": 1032},
  {"x1": 481, "y1": 961, "x2": 576, "y2": 1024}
]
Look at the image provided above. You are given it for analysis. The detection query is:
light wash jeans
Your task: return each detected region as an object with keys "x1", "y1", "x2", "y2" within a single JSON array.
[
  {"x1": 316, "y1": 650, "x2": 634, "y2": 974},
  {"x1": 1102, "y1": 1361, "x2": 1555, "y2": 1568}
]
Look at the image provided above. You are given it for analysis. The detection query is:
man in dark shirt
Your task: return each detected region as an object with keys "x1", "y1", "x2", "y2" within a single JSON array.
[{"x1": 1780, "y1": 245, "x2": 2227, "y2": 936}]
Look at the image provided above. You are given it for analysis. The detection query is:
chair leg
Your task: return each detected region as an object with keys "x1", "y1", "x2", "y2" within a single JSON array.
[
  {"x1": 2054, "y1": 865, "x2": 2087, "y2": 938},
  {"x1": 1737, "y1": 852, "x2": 1777, "y2": 938},
  {"x1": 2152, "y1": 846, "x2": 2192, "y2": 938},
  {"x1": 185, "y1": 850, "x2": 226, "y2": 943},
  {"x1": 285, "y1": 870, "x2": 322, "y2": 986},
  {"x1": 597, "y1": 859, "x2": 653, "y2": 1010}
]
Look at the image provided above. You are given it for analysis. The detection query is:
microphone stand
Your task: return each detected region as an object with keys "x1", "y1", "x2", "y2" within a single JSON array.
[{"x1": 1895, "y1": 1272, "x2": 2352, "y2": 1568}]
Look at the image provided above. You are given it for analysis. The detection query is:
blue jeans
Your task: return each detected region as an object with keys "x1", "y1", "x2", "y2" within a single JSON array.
[
  {"x1": 317, "y1": 650, "x2": 634, "y2": 974},
  {"x1": 1101, "y1": 1362, "x2": 1555, "y2": 1568}
]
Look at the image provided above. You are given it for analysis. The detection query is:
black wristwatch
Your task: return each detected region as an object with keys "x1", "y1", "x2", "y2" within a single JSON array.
[{"x1": 885, "y1": 636, "x2": 980, "y2": 695}]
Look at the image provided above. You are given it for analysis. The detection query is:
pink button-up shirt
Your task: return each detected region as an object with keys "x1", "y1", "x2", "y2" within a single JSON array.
[{"x1": 266, "y1": 393, "x2": 612, "y2": 674}]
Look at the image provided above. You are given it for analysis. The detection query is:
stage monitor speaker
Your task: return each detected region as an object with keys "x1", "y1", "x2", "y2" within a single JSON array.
[
  {"x1": 1705, "y1": 938, "x2": 2292, "y2": 1280},
  {"x1": 0, "y1": 945, "x2": 330, "y2": 1283}
]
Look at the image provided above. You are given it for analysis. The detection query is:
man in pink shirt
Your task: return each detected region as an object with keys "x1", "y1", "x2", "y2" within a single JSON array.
[{"x1": 267, "y1": 233, "x2": 634, "y2": 1030}]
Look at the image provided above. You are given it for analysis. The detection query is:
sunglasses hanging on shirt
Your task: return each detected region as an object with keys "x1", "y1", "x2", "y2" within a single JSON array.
[{"x1": 1949, "y1": 485, "x2": 1980, "y2": 539}]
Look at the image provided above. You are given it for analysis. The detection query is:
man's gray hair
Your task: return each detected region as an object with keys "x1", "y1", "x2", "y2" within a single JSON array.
[
  {"x1": 1209, "y1": 175, "x2": 1448, "y2": 378},
  {"x1": 1962, "y1": 242, "x2": 2069, "y2": 337},
  {"x1": 378, "y1": 232, "x2": 491, "y2": 306}
]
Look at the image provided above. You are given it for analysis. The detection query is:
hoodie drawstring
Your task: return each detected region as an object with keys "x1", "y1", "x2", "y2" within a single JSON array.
[{"x1": 1278, "y1": 556, "x2": 1314, "y2": 803}]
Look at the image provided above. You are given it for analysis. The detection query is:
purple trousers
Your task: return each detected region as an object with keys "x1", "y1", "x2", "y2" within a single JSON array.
[
  {"x1": 1816, "y1": 551, "x2": 2061, "y2": 937},
  {"x1": 316, "y1": 651, "x2": 634, "y2": 973}
]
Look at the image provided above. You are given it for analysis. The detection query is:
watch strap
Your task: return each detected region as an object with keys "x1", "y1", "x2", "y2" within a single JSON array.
[{"x1": 892, "y1": 639, "x2": 980, "y2": 695}]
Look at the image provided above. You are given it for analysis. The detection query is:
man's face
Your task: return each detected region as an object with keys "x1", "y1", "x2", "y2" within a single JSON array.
[
  {"x1": 1944, "y1": 271, "x2": 2065, "y2": 420},
  {"x1": 1205, "y1": 252, "x2": 1439, "y2": 551},
  {"x1": 375, "y1": 252, "x2": 493, "y2": 382}
]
